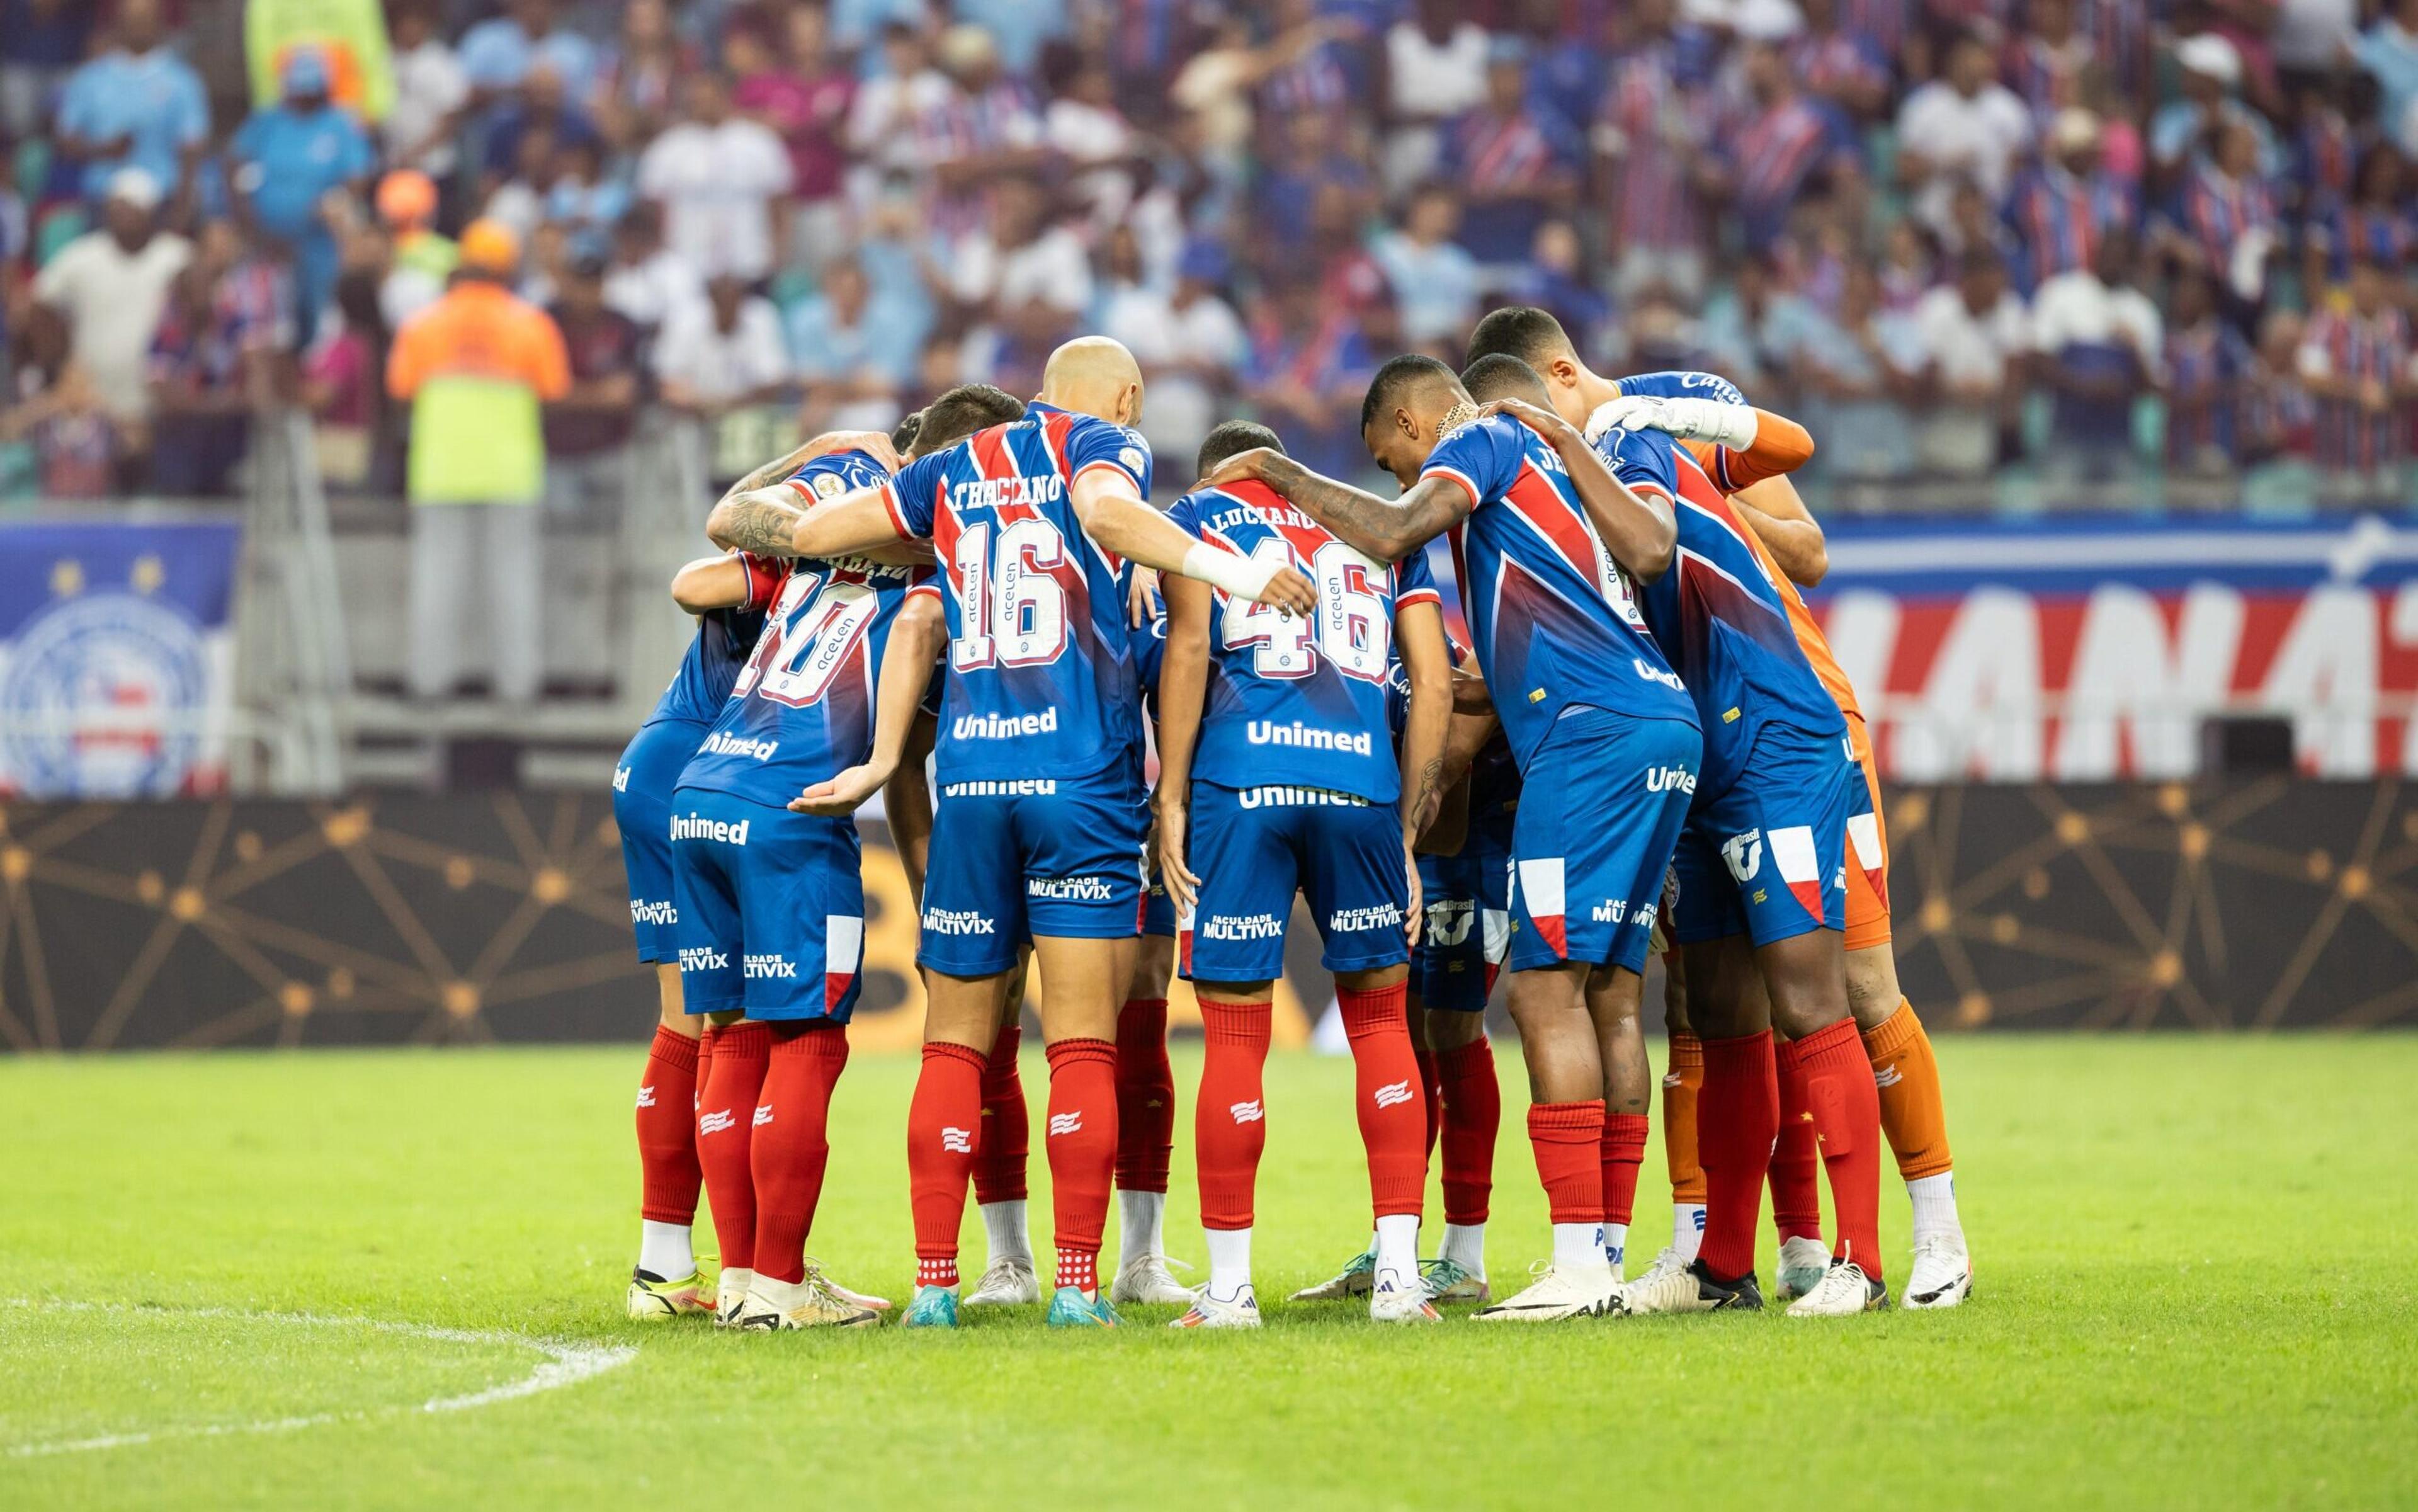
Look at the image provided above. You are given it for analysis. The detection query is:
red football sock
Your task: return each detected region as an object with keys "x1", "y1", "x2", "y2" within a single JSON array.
[
  {"x1": 749, "y1": 1024, "x2": 849, "y2": 1285},
  {"x1": 1194, "y1": 1001, "x2": 1271, "y2": 1229},
  {"x1": 1435, "y1": 1036, "x2": 1501, "y2": 1225},
  {"x1": 972, "y1": 1021, "x2": 1028, "y2": 1206},
  {"x1": 1043, "y1": 1037, "x2": 1120, "y2": 1293},
  {"x1": 1696, "y1": 1030, "x2": 1779, "y2": 1282},
  {"x1": 1338, "y1": 982, "x2": 1426, "y2": 1219},
  {"x1": 694, "y1": 1021, "x2": 770, "y2": 1273},
  {"x1": 635, "y1": 1025, "x2": 703, "y2": 1227},
  {"x1": 907, "y1": 1040, "x2": 986, "y2": 1288},
  {"x1": 1599, "y1": 1111, "x2": 1649, "y2": 1228},
  {"x1": 1114, "y1": 998, "x2": 1174, "y2": 1195},
  {"x1": 1769, "y1": 1037, "x2": 1825, "y2": 1244},
  {"x1": 1412, "y1": 1044, "x2": 1443, "y2": 1159},
  {"x1": 1526, "y1": 1100, "x2": 1606, "y2": 1225},
  {"x1": 1795, "y1": 1017, "x2": 1885, "y2": 1282}
]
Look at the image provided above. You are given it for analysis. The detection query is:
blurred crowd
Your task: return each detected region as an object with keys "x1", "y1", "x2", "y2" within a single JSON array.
[{"x1": 4, "y1": 0, "x2": 2418, "y2": 511}]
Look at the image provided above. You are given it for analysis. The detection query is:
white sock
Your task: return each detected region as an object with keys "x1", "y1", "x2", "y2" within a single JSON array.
[
  {"x1": 1671, "y1": 1203, "x2": 1706, "y2": 1262},
  {"x1": 1373, "y1": 1213, "x2": 1421, "y2": 1290},
  {"x1": 981, "y1": 1200, "x2": 1033, "y2": 1266},
  {"x1": 1439, "y1": 1221, "x2": 1486, "y2": 1277},
  {"x1": 1602, "y1": 1222, "x2": 1629, "y2": 1272},
  {"x1": 1205, "y1": 1226, "x2": 1252, "y2": 1300},
  {"x1": 1907, "y1": 1173, "x2": 1961, "y2": 1243},
  {"x1": 1118, "y1": 1188, "x2": 1166, "y2": 1263},
  {"x1": 1552, "y1": 1222, "x2": 1606, "y2": 1271},
  {"x1": 639, "y1": 1220, "x2": 694, "y2": 1280}
]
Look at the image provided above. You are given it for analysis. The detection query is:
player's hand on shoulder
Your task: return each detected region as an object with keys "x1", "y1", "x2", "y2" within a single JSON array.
[
  {"x1": 789, "y1": 762, "x2": 888, "y2": 817},
  {"x1": 1475, "y1": 395, "x2": 1567, "y2": 438},
  {"x1": 1192, "y1": 446, "x2": 1276, "y2": 493}
]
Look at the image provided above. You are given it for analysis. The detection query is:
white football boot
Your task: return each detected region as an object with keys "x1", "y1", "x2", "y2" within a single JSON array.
[
  {"x1": 1902, "y1": 1232, "x2": 1973, "y2": 1309},
  {"x1": 1471, "y1": 1261, "x2": 1620, "y2": 1322},
  {"x1": 713, "y1": 1266, "x2": 756, "y2": 1327},
  {"x1": 1775, "y1": 1236, "x2": 1833, "y2": 1302},
  {"x1": 1110, "y1": 1252, "x2": 1196, "y2": 1305},
  {"x1": 735, "y1": 1268, "x2": 882, "y2": 1329},
  {"x1": 962, "y1": 1255, "x2": 1042, "y2": 1307},
  {"x1": 1170, "y1": 1287, "x2": 1262, "y2": 1329},
  {"x1": 1786, "y1": 1258, "x2": 1889, "y2": 1317}
]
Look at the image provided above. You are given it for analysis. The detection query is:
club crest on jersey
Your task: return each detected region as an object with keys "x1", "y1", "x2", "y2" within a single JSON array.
[
  {"x1": 810, "y1": 471, "x2": 846, "y2": 498},
  {"x1": 1722, "y1": 829, "x2": 1763, "y2": 883}
]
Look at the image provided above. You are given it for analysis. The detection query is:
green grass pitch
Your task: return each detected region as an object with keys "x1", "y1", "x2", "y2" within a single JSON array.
[{"x1": 3, "y1": 1036, "x2": 2414, "y2": 1509}]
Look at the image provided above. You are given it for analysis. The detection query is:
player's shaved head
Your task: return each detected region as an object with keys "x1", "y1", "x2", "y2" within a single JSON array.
[
  {"x1": 1460, "y1": 353, "x2": 1551, "y2": 407},
  {"x1": 1040, "y1": 335, "x2": 1146, "y2": 427},
  {"x1": 1196, "y1": 420, "x2": 1284, "y2": 477},
  {"x1": 1361, "y1": 354, "x2": 1470, "y2": 489},
  {"x1": 1465, "y1": 305, "x2": 1595, "y2": 429},
  {"x1": 1464, "y1": 306, "x2": 1577, "y2": 370},
  {"x1": 911, "y1": 383, "x2": 1024, "y2": 455}
]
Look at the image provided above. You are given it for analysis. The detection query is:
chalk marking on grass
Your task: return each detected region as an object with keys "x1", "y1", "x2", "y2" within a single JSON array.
[{"x1": 2, "y1": 1300, "x2": 637, "y2": 1458}]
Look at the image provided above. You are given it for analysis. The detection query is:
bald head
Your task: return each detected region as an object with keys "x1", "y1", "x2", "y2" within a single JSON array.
[{"x1": 1040, "y1": 336, "x2": 1145, "y2": 427}]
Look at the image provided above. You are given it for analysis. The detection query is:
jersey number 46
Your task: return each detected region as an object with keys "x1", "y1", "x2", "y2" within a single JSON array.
[{"x1": 1223, "y1": 540, "x2": 1387, "y2": 681}]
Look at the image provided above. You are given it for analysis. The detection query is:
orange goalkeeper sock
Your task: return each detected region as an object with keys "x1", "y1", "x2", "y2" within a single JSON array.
[
  {"x1": 1863, "y1": 1000, "x2": 1953, "y2": 1183},
  {"x1": 1663, "y1": 1032, "x2": 1706, "y2": 1257}
]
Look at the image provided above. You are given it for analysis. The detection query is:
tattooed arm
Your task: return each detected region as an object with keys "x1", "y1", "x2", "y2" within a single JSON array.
[
  {"x1": 705, "y1": 484, "x2": 809, "y2": 555},
  {"x1": 1195, "y1": 449, "x2": 1470, "y2": 565}
]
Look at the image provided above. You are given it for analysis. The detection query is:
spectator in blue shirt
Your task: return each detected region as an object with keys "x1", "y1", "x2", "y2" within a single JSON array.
[
  {"x1": 791, "y1": 256, "x2": 928, "y2": 433},
  {"x1": 460, "y1": 0, "x2": 601, "y2": 106},
  {"x1": 229, "y1": 51, "x2": 375, "y2": 341},
  {"x1": 52, "y1": 0, "x2": 208, "y2": 203}
]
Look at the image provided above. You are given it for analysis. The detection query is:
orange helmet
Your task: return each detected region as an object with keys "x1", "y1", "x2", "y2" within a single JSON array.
[
  {"x1": 375, "y1": 169, "x2": 438, "y2": 229},
  {"x1": 458, "y1": 218, "x2": 521, "y2": 275}
]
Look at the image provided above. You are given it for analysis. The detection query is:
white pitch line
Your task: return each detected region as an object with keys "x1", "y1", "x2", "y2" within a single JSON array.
[{"x1": 2, "y1": 1300, "x2": 637, "y2": 1459}]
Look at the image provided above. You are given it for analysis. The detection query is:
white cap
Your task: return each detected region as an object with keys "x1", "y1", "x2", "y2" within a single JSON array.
[
  {"x1": 2176, "y1": 33, "x2": 2242, "y2": 87},
  {"x1": 2051, "y1": 106, "x2": 2101, "y2": 152},
  {"x1": 106, "y1": 165, "x2": 162, "y2": 210}
]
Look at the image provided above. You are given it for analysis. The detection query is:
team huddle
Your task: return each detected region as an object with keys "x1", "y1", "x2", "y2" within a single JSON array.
[{"x1": 608, "y1": 310, "x2": 1973, "y2": 1331}]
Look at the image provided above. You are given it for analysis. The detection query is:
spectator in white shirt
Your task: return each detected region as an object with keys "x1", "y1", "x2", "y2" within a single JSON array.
[
  {"x1": 2033, "y1": 234, "x2": 2162, "y2": 479},
  {"x1": 656, "y1": 275, "x2": 788, "y2": 413},
  {"x1": 1382, "y1": 0, "x2": 1490, "y2": 190},
  {"x1": 636, "y1": 72, "x2": 793, "y2": 281},
  {"x1": 601, "y1": 202, "x2": 705, "y2": 334},
  {"x1": 1371, "y1": 182, "x2": 1482, "y2": 355},
  {"x1": 383, "y1": 0, "x2": 469, "y2": 179},
  {"x1": 1896, "y1": 32, "x2": 2033, "y2": 234},
  {"x1": 1099, "y1": 233, "x2": 1246, "y2": 470},
  {"x1": 1045, "y1": 55, "x2": 1137, "y2": 225},
  {"x1": 1907, "y1": 249, "x2": 2031, "y2": 474},
  {"x1": 950, "y1": 174, "x2": 1092, "y2": 347},
  {"x1": 30, "y1": 168, "x2": 190, "y2": 426}
]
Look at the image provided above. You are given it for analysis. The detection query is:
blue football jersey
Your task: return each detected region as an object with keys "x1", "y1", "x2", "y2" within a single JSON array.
[
  {"x1": 1615, "y1": 368, "x2": 1747, "y2": 405},
  {"x1": 644, "y1": 593, "x2": 771, "y2": 729},
  {"x1": 645, "y1": 448, "x2": 894, "y2": 728},
  {"x1": 881, "y1": 402, "x2": 1154, "y2": 782},
  {"x1": 1418, "y1": 413, "x2": 1696, "y2": 768},
  {"x1": 1166, "y1": 479, "x2": 1439, "y2": 804},
  {"x1": 1592, "y1": 424, "x2": 1846, "y2": 798},
  {"x1": 677, "y1": 449, "x2": 928, "y2": 804}
]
